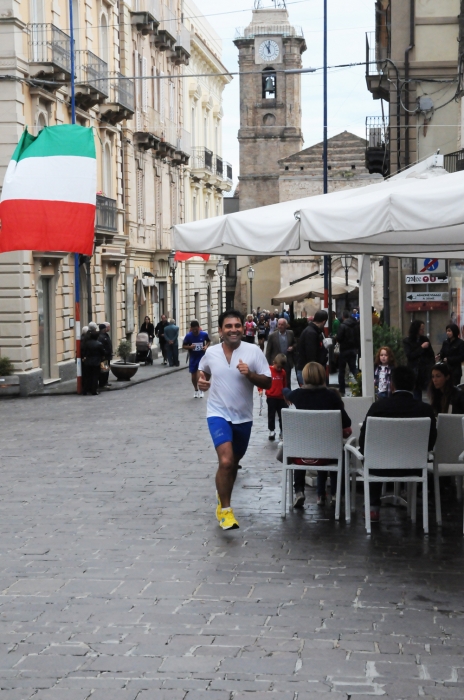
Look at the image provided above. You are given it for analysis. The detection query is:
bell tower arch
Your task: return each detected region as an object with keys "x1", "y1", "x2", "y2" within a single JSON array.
[{"x1": 234, "y1": 2, "x2": 306, "y2": 211}]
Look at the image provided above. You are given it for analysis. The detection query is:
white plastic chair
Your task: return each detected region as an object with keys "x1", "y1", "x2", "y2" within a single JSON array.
[
  {"x1": 342, "y1": 397, "x2": 374, "y2": 520},
  {"x1": 429, "y1": 413, "x2": 464, "y2": 531},
  {"x1": 281, "y1": 409, "x2": 344, "y2": 520},
  {"x1": 344, "y1": 417, "x2": 431, "y2": 534}
]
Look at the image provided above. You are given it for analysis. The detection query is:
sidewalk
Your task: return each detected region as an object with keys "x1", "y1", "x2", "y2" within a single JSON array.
[{"x1": 36, "y1": 351, "x2": 189, "y2": 396}]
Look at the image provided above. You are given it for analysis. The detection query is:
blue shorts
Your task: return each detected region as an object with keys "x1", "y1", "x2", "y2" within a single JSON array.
[
  {"x1": 207, "y1": 417, "x2": 253, "y2": 459},
  {"x1": 189, "y1": 355, "x2": 202, "y2": 374}
]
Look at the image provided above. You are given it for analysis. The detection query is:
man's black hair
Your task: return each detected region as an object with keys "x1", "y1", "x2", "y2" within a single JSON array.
[
  {"x1": 342, "y1": 309, "x2": 351, "y2": 319},
  {"x1": 313, "y1": 310, "x2": 328, "y2": 323},
  {"x1": 98, "y1": 323, "x2": 107, "y2": 331},
  {"x1": 218, "y1": 309, "x2": 244, "y2": 327},
  {"x1": 391, "y1": 365, "x2": 415, "y2": 393},
  {"x1": 190, "y1": 320, "x2": 200, "y2": 328}
]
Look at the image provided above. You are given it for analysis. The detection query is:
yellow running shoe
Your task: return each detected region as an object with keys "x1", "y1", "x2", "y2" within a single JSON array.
[
  {"x1": 219, "y1": 507, "x2": 239, "y2": 530},
  {"x1": 216, "y1": 493, "x2": 222, "y2": 521}
]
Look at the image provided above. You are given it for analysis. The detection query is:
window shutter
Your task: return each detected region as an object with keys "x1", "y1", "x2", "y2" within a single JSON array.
[
  {"x1": 159, "y1": 71, "x2": 165, "y2": 124},
  {"x1": 137, "y1": 168, "x2": 144, "y2": 223},
  {"x1": 142, "y1": 56, "x2": 148, "y2": 113}
]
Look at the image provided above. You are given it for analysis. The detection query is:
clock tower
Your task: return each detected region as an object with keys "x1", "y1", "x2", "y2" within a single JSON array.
[{"x1": 234, "y1": 2, "x2": 306, "y2": 211}]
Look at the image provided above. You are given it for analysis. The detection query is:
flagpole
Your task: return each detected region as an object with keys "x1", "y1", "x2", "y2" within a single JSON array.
[{"x1": 69, "y1": 0, "x2": 81, "y2": 394}]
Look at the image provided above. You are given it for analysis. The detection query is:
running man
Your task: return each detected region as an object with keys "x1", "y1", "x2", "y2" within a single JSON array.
[
  {"x1": 198, "y1": 310, "x2": 272, "y2": 530},
  {"x1": 183, "y1": 320, "x2": 210, "y2": 398}
]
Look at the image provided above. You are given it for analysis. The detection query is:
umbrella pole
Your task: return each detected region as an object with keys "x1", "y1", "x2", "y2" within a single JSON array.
[
  {"x1": 322, "y1": 0, "x2": 332, "y2": 336},
  {"x1": 359, "y1": 255, "x2": 375, "y2": 398}
]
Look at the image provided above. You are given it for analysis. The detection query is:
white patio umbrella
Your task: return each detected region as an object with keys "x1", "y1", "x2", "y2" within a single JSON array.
[{"x1": 272, "y1": 276, "x2": 357, "y2": 304}]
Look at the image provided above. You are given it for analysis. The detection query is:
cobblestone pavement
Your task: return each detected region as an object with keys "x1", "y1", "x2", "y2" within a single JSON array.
[{"x1": 1, "y1": 372, "x2": 464, "y2": 699}]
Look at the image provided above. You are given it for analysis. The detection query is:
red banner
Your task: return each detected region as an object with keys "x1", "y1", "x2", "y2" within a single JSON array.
[{"x1": 174, "y1": 252, "x2": 210, "y2": 262}]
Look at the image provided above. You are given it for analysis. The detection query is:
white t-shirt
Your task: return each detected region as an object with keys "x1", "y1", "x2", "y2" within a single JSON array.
[{"x1": 199, "y1": 341, "x2": 271, "y2": 423}]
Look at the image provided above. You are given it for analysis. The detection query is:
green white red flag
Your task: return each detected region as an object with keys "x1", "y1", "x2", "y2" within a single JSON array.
[{"x1": 0, "y1": 124, "x2": 96, "y2": 256}]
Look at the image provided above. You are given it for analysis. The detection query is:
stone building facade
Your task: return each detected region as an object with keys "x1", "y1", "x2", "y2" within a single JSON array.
[{"x1": 0, "y1": 0, "x2": 231, "y2": 394}]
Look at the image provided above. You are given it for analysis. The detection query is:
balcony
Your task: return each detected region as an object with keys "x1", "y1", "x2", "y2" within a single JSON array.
[
  {"x1": 171, "y1": 25, "x2": 190, "y2": 66},
  {"x1": 100, "y1": 72, "x2": 135, "y2": 125},
  {"x1": 444, "y1": 149, "x2": 464, "y2": 174},
  {"x1": 224, "y1": 161, "x2": 233, "y2": 183},
  {"x1": 131, "y1": 0, "x2": 161, "y2": 35},
  {"x1": 365, "y1": 116, "x2": 389, "y2": 176},
  {"x1": 96, "y1": 195, "x2": 117, "y2": 242},
  {"x1": 172, "y1": 129, "x2": 191, "y2": 165},
  {"x1": 365, "y1": 32, "x2": 389, "y2": 101},
  {"x1": 133, "y1": 107, "x2": 160, "y2": 151},
  {"x1": 154, "y1": 5, "x2": 177, "y2": 51},
  {"x1": 216, "y1": 156, "x2": 223, "y2": 178},
  {"x1": 75, "y1": 50, "x2": 108, "y2": 110},
  {"x1": 28, "y1": 23, "x2": 71, "y2": 80}
]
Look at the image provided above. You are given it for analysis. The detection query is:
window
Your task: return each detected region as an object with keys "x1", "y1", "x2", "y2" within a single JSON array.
[
  {"x1": 36, "y1": 112, "x2": 47, "y2": 133},
  {"x1": 204, "y1": 115, "x2": 207, "y2": 148},
  {"x1": 169, "y1": 80, "x2": 175, "y2": 122},
  {"x1": 194, "y1": 292, "x2": 200, "y2": 320},
  {"x1": 191, "y1": 106, "x2": 196, "y2": 146},
  {"x1": 159, "y1": 71, "x2": 165, "y2": 123},
  {"x1": 154, "y1": 67, "x2": 160, "y2": 111},
  {"x1": 136, "y1": 168, "x2": 144, "y2": 222},
  {"x1": 142, "y1": 56, "x2": 148, "y2": 113},
  {"x1": 205, "y1": 198, "x2": 209, "y2": 219},
  {"x1": 100, "y1": 13, "x2": 109, "y2": 66},
  {"x1": 262, "y1": 68, "x2": 276, "y2": 99},
  {"x1": 192, "y1": 195, "x2": 197, "y2": 221},
  {"x1": 103, "y1": 142, "x2": 112, "y2": 197},
  {"x1": 72, "y1": 0, "x2": 79, "y2": 49}
]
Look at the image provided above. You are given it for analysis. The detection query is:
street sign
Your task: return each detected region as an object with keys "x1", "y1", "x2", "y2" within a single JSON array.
[
  {"x1": 405, "y1": 292, "x2": 449, "y2": 302},
  {"x1": 418, "y1": 258, "x2": 447, "y2": 274},
  {"x1": 405, "y1": 275, "x2": 448, "y2": 284}
]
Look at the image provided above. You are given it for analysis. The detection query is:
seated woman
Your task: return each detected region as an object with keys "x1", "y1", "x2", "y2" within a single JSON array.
[
  {"x1": 285, "y1": 362, "x2": 351, "y2": 509},
  {"x1": 428, "y1": 362, "x2": 464, "y2": 415}
]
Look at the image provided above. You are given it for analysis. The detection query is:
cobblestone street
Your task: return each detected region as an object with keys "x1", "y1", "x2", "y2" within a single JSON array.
[{"x1": 1, "y1": 371, "x2": 464, "y2": 699}]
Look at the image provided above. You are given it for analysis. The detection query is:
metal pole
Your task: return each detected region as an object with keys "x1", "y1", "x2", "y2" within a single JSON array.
[
  {"x1": 172, "y1": 268, "x2": 176, "y2": 321},
  {"x1": 219, "y1": 275, "x2": 223, "y2": 315},
  {"x1": 323, "y1": 0, "x2": 330, "y2": 328},
  {"x1": 69, "y1": 0, "x2": 81, "y2": 394},
  {"x1": 383, "y1": 256, "x2": 390, "y2": 326},
  {"x1": 250, "y1": 279, "x2": 253, "y2": 315}
]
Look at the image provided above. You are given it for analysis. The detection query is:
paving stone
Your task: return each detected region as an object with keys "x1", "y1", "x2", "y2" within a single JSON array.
[{"x1": 1, "y1": 373, "x2": 464, "y2": 698}]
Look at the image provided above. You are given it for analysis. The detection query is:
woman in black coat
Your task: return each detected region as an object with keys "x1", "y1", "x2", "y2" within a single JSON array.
[
  {"x1": 82, "y1": 331, "x2": 105, "y2": 396},
  {"x1": 140, "y1": 316, "x2": 155, "y2": 343},
  {"x1": 437, "y1": 323, "x2": 464, "y2": 386},
  {"x1": 428, "y1": 362, "x2": 464, "y2": 415},
  {"x1": 403, "y1": 319, "x2": 435, "y2": 400}
]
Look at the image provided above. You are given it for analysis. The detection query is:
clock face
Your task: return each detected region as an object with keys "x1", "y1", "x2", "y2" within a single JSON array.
[{"x1": 259, "y1": 40, "x2": 280, "y2": 62}]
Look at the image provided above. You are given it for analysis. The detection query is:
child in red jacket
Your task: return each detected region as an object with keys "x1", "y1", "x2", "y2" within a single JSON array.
[{"x1": 266, "y1": 353, "x2": 287, "y2": 441}]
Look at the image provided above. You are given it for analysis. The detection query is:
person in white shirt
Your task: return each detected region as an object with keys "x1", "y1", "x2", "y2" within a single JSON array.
[{"x1": 198, "y1": 310, "x2": 272, "y2": 530}]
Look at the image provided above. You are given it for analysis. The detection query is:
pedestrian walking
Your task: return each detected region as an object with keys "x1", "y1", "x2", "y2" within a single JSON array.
[
  {"x1": 164, "y1": 318, "x2": 179, "y2": 366},
  {"x1": 403, "y1": 320, "x2": 435, "y2": 400},
  {"x1": 266, "y1": 318, "x2": 295, "y2": 389},
  {"x1": 244, "y1": 314, "x2": 256, "y2": 343},
  {"x1": 140, "y1": 315, "x2": 155, "y2": 342},
  {"x1": 198, "y1": 309, "x2": 272, "y2": 530},
  {"x1": 183, "y1": 320, "x2": 210, "y2": 397},
  {"x1": 155, "y1": 314, "x2": 169, "y2": 365},
  {"x1": 296, "y1": 310, "x2": 329, "y2": 386},
  {"x1": 256, "y1": 314, "x2": 268, "y2": 352},
  {"x1": 80, "y1": 325, "x2": 90, "y2": 395},
  {"x1": 82, "y1": 330, "x2": 105, "y2": 396},
  {"x1": 374, "y1": 346, "x2": 396, "y2": 399},
  {"x1": 268, "y1": 312, "x2": 278, "y2": 334},
  {"x1": 98, "y1": 322, "x2": 113, "y2": 388},
  {"x1": 336, "y1": 309, "x2": 360, "y2": 396},
  {"x1": 285, "y1": 362, "x2": 351, "y2": 509},
  {"x1": 428, "y1": 362, "x2": 464, "y2": 415},
  {"x1": 436, "y1": 323, "x2": 464, "y2": 386},
  {"x1": 266, "y1": 353, "x2": 287, "y2": 441}
]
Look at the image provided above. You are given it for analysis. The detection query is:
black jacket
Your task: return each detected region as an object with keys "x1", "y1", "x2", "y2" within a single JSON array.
[
  {"x1": 83, "y1": 339, "x2": 105, "y2": 368},
  {"x1": 438, "y1": 337, "x2": 464, "y2": 385},
  {"x1": 140, "y1": 322, "x2": 155, "y2": 341},
  {"x1": 297, "y1": 322, "x2": 327, "y2": 370},
  {"x1": 98, "y1": 331, "x2": 113, "y2": 361},
  {"x1": 288, "y1": 386, "x2": 351, "y2": 429},
  {"x1": 431, "y1": 386, "x2": 464, "y2": 416},
  {"x1": 403, "y1": 334, "x2": 435, "y2": 389},
  {"x1": 155, "y1": 320, "x2": 168, "y2": 342},
  {"x1": 359, "y1": 391, "x2": 437, "y2": 453},
  {"x1": 336, "y1": 317, "x2": 360, "y2": 353}
]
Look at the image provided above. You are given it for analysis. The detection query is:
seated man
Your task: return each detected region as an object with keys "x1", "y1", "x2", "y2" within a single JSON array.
[{"x1": 359, "y1": 365, "x2": 437, "y2": 523}]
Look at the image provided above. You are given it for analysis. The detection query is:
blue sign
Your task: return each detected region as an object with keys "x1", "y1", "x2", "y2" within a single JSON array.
[{"x1": 421, "y1": 258, "x2": 439, "y2": 272}]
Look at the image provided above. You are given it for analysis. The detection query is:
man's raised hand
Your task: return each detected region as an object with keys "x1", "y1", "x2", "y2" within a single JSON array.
[
  {"x1": 198, "y1": 370, "x2": 211, "y2": 391},
  {"x1": 237, "y1": 359, "x2": 250, "y2": 376}
]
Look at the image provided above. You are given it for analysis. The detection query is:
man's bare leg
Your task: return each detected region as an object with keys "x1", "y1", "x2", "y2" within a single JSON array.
[
  {"x1": 191, "y1": 371, "x2": 198, "y2": 391},
  {"x1": 215, "y1": 442, "x2": 239, "y2": 509}
]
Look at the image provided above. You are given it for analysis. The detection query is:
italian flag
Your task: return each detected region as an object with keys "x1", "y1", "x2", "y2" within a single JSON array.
[{"x1": 0, "y1": 124, "x2": 97, "y2": 256}]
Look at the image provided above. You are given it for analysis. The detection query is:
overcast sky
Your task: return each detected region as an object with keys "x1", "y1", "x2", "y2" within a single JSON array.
[{"x1": 191, "y1": 0, "x2": 382, "y2": 191}]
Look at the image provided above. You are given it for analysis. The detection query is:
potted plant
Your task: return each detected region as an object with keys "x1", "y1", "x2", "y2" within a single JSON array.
[
  {"x1": 110, "y1": 340, "x2": 139, "y2": 381},
  {"x1": 0, "y1": 356, "x2": 20, "y2": 397}
]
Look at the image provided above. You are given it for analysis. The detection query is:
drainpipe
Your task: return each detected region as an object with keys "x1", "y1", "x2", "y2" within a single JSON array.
[{"x1": 404, "y1": 0, "x2": 415, "y2": 167}]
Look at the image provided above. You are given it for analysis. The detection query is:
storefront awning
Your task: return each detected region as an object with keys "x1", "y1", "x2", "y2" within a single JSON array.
[{"x1": 272, "y1": 276, "x2": 357, "y2": 304}]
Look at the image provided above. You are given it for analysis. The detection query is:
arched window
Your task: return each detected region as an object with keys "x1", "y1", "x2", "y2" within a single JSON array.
[
  {"x1": 100, "y1": 13, "x2": 109, "y2": 66},
  {"x1": 262, "y1": 67, "x2": 276, "y2": 99},
  {"x1": 103, "y1": 142, "x2": 112, "y2": 197},
  {"x1": 36, "y1": 112, "x2": 47, "y2": 133}
]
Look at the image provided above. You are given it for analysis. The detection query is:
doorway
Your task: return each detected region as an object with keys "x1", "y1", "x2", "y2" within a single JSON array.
[
  {"x1": 105, "y1": 276, "x2": 114, "y2": 330},
  {"x1": 38, "y1": 276, "x2": 52, "y2": 379}
]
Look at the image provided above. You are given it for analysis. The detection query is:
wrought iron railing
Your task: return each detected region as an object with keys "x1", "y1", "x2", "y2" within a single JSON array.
[
  {"x1": 133, "y1": 0, "x2": 161, "y2": 19},
  {"x1": 204, "y1": 148, "x2": 213, "y2": 172},
  {"x1": 109, "y1": 72, "x2": 135, "y2": 112},
  {"x1": 444, "y1": 149, "x2": 464, "y2": 174},
  {"x1": 96, "y1": 195, "x2": 117, "y2": 232},
  {"x1": 224, "y1": 161, "x2": 233, "y2": 182},
  {"x1": 161, "y1": 4, "x2": 177, "y2": 38},
  {"x1": 28, "y1": 23, "x2": 71, "y2": 73},
  {"x1": 177, "y1": 129, "x2": 191, "y2": 156},
  {"x1": 366, "y1": 31, "x2": 388, "y2": 76},
  {"x1": 75, "y1": 49, "x2": 108, "y2": 96},
  {"x1": 366, "y1": 115, "x2": 389, "y2": 149},
  {"x1": 176, "y1": 25, "x2": 191, "y2": 55},
  {"x1": 216, "y1": 156, "x2": 223, "y2": 177}
]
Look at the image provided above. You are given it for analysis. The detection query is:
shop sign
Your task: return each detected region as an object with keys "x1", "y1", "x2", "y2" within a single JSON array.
[
  {"x1": 405, "y1": 301, "x2": 449, "y2": 312},
  {"x1": 406, "y1": 292, "x2": 449, "y2": 302},
  {"x1": 405, "y1": 275, "x2": 448, "y2": 284}
]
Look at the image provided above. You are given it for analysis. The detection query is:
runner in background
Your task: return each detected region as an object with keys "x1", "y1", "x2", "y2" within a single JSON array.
[{"x1": 183, "y1": 320, "x2": 210, "y2": 398}]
